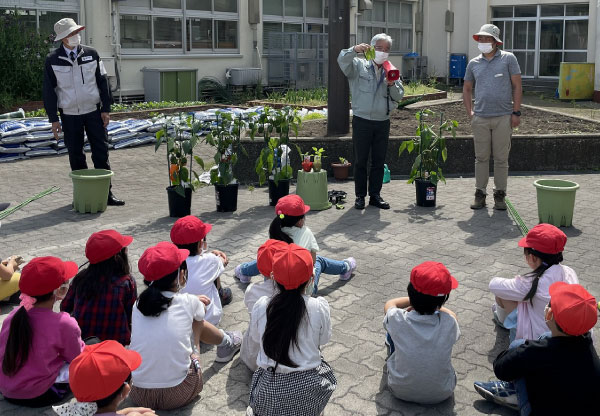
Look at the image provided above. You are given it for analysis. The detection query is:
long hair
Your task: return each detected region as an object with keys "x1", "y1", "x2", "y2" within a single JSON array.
[
  {"x1": 71, "y1": 248, "x2": 131, "y2": 300},
  {"x1": 522, "y1": 247, "x2": 563, "y2": 304},
  {"x1": 262, "y1": 281, "x2": 308, "y2": 368},
  {"x1": 136, "y1": 261, "x2": 186, "y2": 317},
  {"x1": 2, "y1": 292, "x2": 53, "y2": 376},
  {"x1": 269, "y1": 214, "x2": 304, "y2": 244}
]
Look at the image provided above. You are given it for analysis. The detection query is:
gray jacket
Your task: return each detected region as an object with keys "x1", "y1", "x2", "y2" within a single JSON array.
[{"x1": 337, "y1": 47, "x2": 404, "y2": 121}]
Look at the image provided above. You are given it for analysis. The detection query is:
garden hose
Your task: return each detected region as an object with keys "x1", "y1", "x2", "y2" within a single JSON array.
[
  {"x1": 505, "y1": 197, "x2": 529, "y2": 237},
  {"x1": 0, "y1": 186, "x2": 60, "y2": 221}
]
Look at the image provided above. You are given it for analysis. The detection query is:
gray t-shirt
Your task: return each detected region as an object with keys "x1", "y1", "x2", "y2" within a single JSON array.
[
  {"x1": 384, "y1": 308, "x2": 460, "y2": 404},
  {"x1": 464, "y1": 49, "x2": 521, "y2": 117}
]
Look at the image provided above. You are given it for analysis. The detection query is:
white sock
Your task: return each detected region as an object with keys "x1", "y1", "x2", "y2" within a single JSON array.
[
  {"x1": 494, "y1": 303, "x2": 509, "y2": 324},
  {"x1": 218, "y1": 329, "x2": 231, "y2": 347}
]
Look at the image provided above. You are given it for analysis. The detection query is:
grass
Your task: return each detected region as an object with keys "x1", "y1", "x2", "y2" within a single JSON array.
[
  {"x1": 404, "y1": 82, "x2": 439, "y2": 96},
  {"x1": 24, "y1": 101, "x2": 208, "y2": 118}
]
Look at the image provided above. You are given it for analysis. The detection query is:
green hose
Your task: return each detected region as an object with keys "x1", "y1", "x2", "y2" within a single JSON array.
[
  {"x1": 0, "y1": 186, "x2": 60, "y2": 220},
  {"x1": 505, "y1": 197, "x2": 529, "y2": 237}
]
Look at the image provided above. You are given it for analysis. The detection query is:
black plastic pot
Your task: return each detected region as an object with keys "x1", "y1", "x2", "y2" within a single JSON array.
[
  {"x1": 415, "y1": 178, "x2": 437, "y2": 207},
  {"x1": 215, "y1": 183, "x2": 239, "y2": 212},
  {"x1": 166, "y1": 186, "x2": 192, "y2": 217},
  {"x1": 268, "y1": 179, "x2": 290, "y2": 206}
]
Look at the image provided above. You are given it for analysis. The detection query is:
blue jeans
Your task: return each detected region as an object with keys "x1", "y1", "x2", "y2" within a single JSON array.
[{"x1": 239, "y1": 255, "x2": 348, "y2": 294}]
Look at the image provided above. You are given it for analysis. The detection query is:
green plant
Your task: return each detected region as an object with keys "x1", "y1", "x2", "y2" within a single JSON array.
[
  {"x1": 155, "y1": 114, "x2": 201, "y2": 196},
  {"x1": 398, "y1": 109, "x2": 458, "y2": 185},
  {"x1": 301, "y1": 112, "x2": 326, "y2": 121},
  {"x1": 252, "y1": 106, "x2": 302, "y2": 185},
  {"x1": 312, "y1": 147, "x2": 325, "y2": 158},
  {"x1": 195, "y1": 111, "x2": 251, "y2": 186},
  {"x1": 337, "y1": 157, "x2": 350, "y2": 165}
]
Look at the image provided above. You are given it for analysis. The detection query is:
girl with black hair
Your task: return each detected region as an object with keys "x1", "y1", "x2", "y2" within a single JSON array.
[
  {"x1": 247, "y1": 243, "x2": 336, "y2": 416},
  {"x1": 489, "y1": 224, "x2": 578, "y2": 341},
  {"x1": 61, "y1": 230, "x2": 137, "y2": 345},
  {"x1": 0, "y1": 256, "x2": 84, "y2": 408},
  {"x1": 235, "y1": 194, "x2": 356, "y2": 295}
]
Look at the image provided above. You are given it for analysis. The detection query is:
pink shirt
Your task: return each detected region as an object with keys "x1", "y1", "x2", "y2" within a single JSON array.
[
  {"x1": 0, "y1": 308, "x2": 84, "y2": 399},
  {"x1": 489, "y1": 264, "x2": 578, "y2": 340}
]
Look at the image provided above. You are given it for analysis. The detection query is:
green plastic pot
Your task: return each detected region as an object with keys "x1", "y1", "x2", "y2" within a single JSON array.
[
  {"x1": 296, "y1": 169, "x2": 331, "y2": 211},
  {"x1": 533, "y1": 179, "x2": 579, "y2": 227},
  {"x1": 69, "y1": 169, "x2": 113, "y2": 214}
]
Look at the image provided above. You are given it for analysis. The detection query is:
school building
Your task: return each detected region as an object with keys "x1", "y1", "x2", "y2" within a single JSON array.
[{"x1": 1, "y1": 1, "x2": 598, "y2": 102}]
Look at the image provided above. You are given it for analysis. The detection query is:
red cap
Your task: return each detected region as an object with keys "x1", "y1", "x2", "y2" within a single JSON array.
[
  {"x1": 85, "y1": 230, "x2": 133, "y2": 264},
  {"x1": 275, "y1": 194, "x2": 310, "y2": 217},
  {"x1": 549, "y1": 282, "x2": 597, "y2": 336},
  {"x1": 170, "y1": 216, "x2": 213, "y2": 245},
  {"x1": 257, "y1": 239, "x2": 289, "y2": 277},
  {"x1": 410, "y1": 261, "x2": 459, "y2": 296},
  {"x1": 518, "y1": 224, "x2": 566, "y2": 254},
  {"x1": 138, "y1": 242, "x2": 189, "y2": 282},
  {"x1": 19, "y1": 256, "x2": 78, "y2": 296},
  {"x1": 69, "y1": 340, "x2": 141, "y2": 402},
  {"x1": 271, "y1": 243, "x2": 313, "y2": 290}
]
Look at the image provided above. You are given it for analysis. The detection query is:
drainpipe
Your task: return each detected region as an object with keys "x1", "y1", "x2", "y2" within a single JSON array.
[
  {"x1": 446, "y1": 0, "x2": 451, "y2": 85},
  {"x1": 595, "y1": 0, "x2": 600, "y2": 102}
]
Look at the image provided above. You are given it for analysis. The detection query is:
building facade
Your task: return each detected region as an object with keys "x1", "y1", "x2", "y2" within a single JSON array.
[{"x1": 1, "y1": 0, "x2": 598, "y2": 101}]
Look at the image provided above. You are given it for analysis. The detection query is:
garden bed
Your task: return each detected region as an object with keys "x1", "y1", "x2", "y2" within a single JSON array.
[{"x1": 296, "y1": 101, "x2": 600, "y2": 137}]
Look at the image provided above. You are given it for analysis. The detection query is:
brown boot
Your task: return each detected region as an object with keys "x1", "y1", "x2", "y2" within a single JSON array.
[
  {"x1": 470, "y1": 189, "x2": 486, "y2": 209},
  {"x1": 494, "y1": 190, "x2": 507, "y2": 210}
]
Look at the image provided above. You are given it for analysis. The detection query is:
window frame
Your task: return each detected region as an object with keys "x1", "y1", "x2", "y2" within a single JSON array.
[
  {"x1": 356, "y1": 0, "x2": 414, "y2": 55},
  {"x1": 0, "y1": 0, "x2": 80, "y2": 40}
]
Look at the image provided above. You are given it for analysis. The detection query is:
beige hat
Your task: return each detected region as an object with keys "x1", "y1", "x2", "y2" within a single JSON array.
[
  {"x1": 54, "y1": 18, "x2": 84, "y2": 41},
  {"x1": 473, "y1": 24, "x2": 502, "y2": 45}
]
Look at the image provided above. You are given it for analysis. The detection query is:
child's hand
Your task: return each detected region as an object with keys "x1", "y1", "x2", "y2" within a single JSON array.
[
  {"x1": 212, "y1": 250, "x2": 228, "y2": 266},
  {"x1": 117, "y1": 407, "x2": 157, "y2": 415},
  {"x1": 198, "y1": 295, "x2": 211, "y2": 306}
]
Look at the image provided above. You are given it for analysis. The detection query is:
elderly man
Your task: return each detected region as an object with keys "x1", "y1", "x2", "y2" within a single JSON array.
[
  {"x1": 43, "y1": 18, "x2": 124, "y2": 206},
  {"x1": 463, "y1": 24, "x2": 522, "y2": 211},
  {"x1": 338, "y1": 33, "x2": 404, "y2": 210}
]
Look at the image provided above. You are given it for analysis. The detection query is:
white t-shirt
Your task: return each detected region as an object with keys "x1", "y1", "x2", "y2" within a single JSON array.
[
  {"x1": 282, "y1": 225, "x2": 319, "y2": 252},
  {"x1": 130, "y1": 292, "x2": 205, "y2": 388},
  {"x1": 241, "y1": 279, "x2": 278, "y2": 371},
  {"x1": 384, "y1": 308, "x2": 460, "y2": 404},
  {"x1": 250, "y1": 295, "x2": 330, "y2": 373},
  {"x1": 182, "y1": 253, "x2": 224, "y2": 326}
]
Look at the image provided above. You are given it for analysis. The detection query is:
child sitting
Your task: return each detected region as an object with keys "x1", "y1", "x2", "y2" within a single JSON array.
[
  {"x1": 241, "y1": 239, "x2": 287, "y2": 371},
  {"x1": 474, "y1": 282, "x2": 600, "y2": 415},
  {"x1": 383, "y1": 261, "x2": 460, "y2": 404},
  {"x1": 53, "y1": 340, "x2": 156, "y2": 416},
  {"x1": 0, "y1": 256, "x2": 84, "y2": 407},
  {"x1": 61, "y1": 230, "x2": 137, "y2": 345},
  {"x1": 247, "y1": 243, "x2": 336, "y2": 415},
  {"x1": 170, "y1": 216, "x2": 232, "y2": 326},
  {"x1": 235, "y1": 194, "x2": 356, "y2": 295},
  {"x1": 0, "y1": 254, "x2": 24, "y2": 302},
  {"x1": 489, "y1": 223, "x2": 578, "y2": 342}
]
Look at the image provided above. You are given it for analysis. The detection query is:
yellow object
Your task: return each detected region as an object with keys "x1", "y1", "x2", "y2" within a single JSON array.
[
  {"x1": 558, "y1": 62, "x2": 595, "y2": 100},
  {"x1": 0, "y1": 272, "x2": 20, "y2": 300}
]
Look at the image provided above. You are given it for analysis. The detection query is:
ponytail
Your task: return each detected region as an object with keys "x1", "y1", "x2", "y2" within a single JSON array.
[
  {"x1": 262, "y1": 282, "x2": 308, "y2": 368},
  {"x1": 136, "y1": 262, "x2": 186, "y2": 317},
  {"x1": 71, "y1": 248, "x2": 131, "y2": 300},
  {"x1": 522, "y1": 248, "x2": 564, "y2": 304},
  {"x1": 268, "y1": 214, "x2": 304, "y2": 244},
  {"x1": 2, "y1": 292, "x2": 53, "y2": 376}
]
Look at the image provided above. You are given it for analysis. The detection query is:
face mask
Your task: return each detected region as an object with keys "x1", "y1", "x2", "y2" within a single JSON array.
[
  {"x1": 373, "y1": 51, "x2": 389, "y2": 65},
  {"x1": 176, "y1": 268, "x2": 187, "y2": 291},
  {"x1": 66, "y1": 34, "x2": 81, "y2": 48},
  {"x1": 303, "y1": 275, "x2": 315, "y2": 296},
  {"x1": 478, "y1": 42, "x2": 493, "y2": 54},
  {"x1": 200, "y1": 240, "x2": 208, "y2": 255}
]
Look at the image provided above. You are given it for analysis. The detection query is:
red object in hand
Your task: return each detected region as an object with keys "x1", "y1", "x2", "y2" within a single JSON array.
[
  {"x1": 302, "y1": 161, "x2": 313, "y2": 172},
  {"x1": 383, "y1": 61, "x2": 400, "y2": 81}
]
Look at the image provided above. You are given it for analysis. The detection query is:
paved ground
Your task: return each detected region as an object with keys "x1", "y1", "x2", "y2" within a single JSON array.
[{"x1": 1, "y1": 145, "x2": 599, "y2": 416}]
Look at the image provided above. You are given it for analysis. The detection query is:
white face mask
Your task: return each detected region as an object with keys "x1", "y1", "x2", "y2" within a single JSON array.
[
  {"x1": 373, "y1": 51, "x2": 389, "y2": 65},
  {"x1": 66, "y1": 34, "x2": 81, "y2": 48},
  {"x1": 478, "y1": 42, "x2": 493, "y2": 54}
]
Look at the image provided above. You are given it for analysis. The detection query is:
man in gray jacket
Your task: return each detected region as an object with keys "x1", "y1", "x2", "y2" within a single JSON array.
[
  {"x1": 43, "y1": 18, "x2": 124, "y2": 206},
  {"x1": 338, "y1": 34, "x2": 404, "y2": 210}
]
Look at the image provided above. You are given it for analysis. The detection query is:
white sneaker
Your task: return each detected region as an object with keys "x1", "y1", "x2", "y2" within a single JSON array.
[
  {"x1": 339, "y1": 257, "x2": 356, "y2": 281},
  {"x1": 234, "y1": 265, "x2": 251, "y2": 284},
  {"x1": 215, "y1": 330, "x2": 242, "y2": 363}
]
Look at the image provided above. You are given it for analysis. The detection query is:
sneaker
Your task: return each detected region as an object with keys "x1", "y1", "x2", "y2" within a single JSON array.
[
  {"x1": 219, "y1": 287, "x2": 233, "y2": 306},
  {"x1": 470, "y1": 189, "x2": 487, "y2": 209},
  {"x1": 215, "y1": 330, "x2": 242, "y2": 363},
  {"x1": 473, "y1": 380, "x2": 518, "y2": 410},
  {"x1": 339, "y1": 257, "x2": 356, "y2": 281},
  {"x1": 234, "y1": 265, "x2": 252, "y2": 284},
  {"x1": 493, "y1": 190, "x2": 507, "y2": 210}
]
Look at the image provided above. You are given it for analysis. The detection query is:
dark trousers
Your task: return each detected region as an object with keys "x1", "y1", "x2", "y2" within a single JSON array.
[
  {"x1": 352, "y1": 116, "x2": 390, "y2": 198},
  {"x1": 60, "y1": 109, "x2": 111, "y2": 172},
  {"x1": 4, "y1": 383, "x2": 70, "y2": 407}
]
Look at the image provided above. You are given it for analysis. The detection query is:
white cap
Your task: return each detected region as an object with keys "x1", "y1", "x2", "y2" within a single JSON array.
[
  {"x1": 54, "y1": 18, "x2": 84, "y2": 41},
  {"x1": 473, "y1": 24, "x2": 502, "y2": 45}
]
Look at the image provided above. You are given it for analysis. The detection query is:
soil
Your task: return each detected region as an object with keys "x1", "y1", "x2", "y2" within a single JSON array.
[{"x1": 295, "y1": 101, "x2": 600, "y2": 137}]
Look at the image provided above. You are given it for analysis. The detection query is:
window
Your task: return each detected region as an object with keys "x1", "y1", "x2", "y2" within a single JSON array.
[
  {"x1": 357, "y1": 0, "x2": 413, "y2": 53},
  {"x1": 118, "y1": 0, "x2": 239, "y2": 53},
  {"x1": 0, "y1": 1, "x2": 79, "y2": 40}
]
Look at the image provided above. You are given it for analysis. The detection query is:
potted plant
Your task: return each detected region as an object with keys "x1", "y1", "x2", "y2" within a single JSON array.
[
  {"x1": 195, "y1": 111, "x2": 249, "y2": 212},
  {"x1": 398, "y1": 109, "x2": 457, "y2": 207},
  {"x1": 331, "y1": 157, "x2": 352, "y2": 180},
  {"x1": 312, "y1": 147, "x2": 325, "y2": 172},
  {"x1": 155, "y1": 115, "x2": 201, "y2": 217},
  {"x1": 253, "y1": 106, "x2": 302, "y2": 206}
]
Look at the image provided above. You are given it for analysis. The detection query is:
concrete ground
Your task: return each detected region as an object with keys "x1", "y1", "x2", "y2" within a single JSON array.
[{"x1": 1, "y1": 144, "x2": 599, "y2": 416}]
